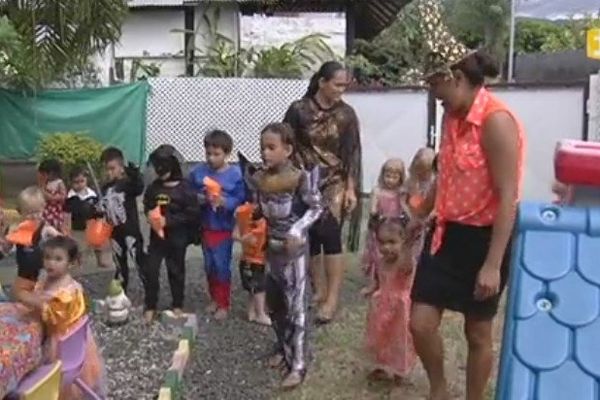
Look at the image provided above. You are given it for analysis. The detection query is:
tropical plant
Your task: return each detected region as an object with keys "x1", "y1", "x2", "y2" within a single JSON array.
[
  {"x1": 129, "y1": 58, "x2": 161, "y2": 81},
  {"x1": 250, "y1": 34, "x2": 336, "y2": 79},
  {"x1": 37, "y1": 132, "x2": 104, "y2": 180},
  {"x1": 0, "y1": 0, "x2": 128, "y2": 89}
]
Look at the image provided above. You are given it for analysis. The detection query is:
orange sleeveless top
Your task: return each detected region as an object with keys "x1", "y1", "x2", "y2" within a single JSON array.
[
  {"x1": 432, "y1": 87, "x2": 526, "y2": 254},
  {"x1": 235, "y1": 203, "x2": 267, "y2": 265}
]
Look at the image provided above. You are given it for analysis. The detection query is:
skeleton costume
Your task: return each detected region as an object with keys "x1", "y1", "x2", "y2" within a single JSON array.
[
  {"x1": 100, "y1": 162, "x2": 145, "y2": 292},
  {"x1": 241, "y1": 155, "x2": 322, "y2": 376}
]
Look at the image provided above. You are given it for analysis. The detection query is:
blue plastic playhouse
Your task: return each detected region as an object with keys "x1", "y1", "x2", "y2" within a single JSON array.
[{"x1": 496, "y1": 140, "x2": 600, "y2": 400}]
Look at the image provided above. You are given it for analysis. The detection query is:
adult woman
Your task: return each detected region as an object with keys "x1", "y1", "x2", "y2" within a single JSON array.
[
  {"x1": 283, "y1": 61, "x2": 362, "y2": 323},
  {"x1": 409, "y1": 2, "x2": 526, "y2": 400}
]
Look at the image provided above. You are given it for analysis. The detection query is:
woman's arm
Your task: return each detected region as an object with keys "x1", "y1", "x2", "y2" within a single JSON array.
[{"x1": 482, "y1": 112, "x2": 519, "y2": 268}]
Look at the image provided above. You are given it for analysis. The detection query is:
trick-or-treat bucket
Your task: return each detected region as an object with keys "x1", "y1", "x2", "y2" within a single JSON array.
[{"x1": 85, "y1": 219, "x2": 113, "y2": 248}]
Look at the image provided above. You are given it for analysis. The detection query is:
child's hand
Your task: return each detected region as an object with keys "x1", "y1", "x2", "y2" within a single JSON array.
[
  {"x1": 241, "y1": 233, "x2": 257, "y2": 247},
  {"x1": 285, "y1": 235, "x2": 304, "y2": 253},
  {"x1": 208, "y1": 194, "x2": 225, "y2": 208}
]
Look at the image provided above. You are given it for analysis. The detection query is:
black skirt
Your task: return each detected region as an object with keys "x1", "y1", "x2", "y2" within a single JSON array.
[{"x1": 411, "y1": 221, "x2": 511, "y2": 320}]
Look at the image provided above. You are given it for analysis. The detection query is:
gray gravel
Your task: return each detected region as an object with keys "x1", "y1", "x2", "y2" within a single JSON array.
[{"x1": 79, "y1": 250, "x2": 280, "y2": 400}]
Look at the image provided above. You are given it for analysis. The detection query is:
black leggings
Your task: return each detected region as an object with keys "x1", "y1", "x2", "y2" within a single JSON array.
[
  {"x1": 309, "y1": 211, "x2": 342, "y2": 257},
  {"x1": 144, "y1": 237, "x2": 188, "y2": 310}
]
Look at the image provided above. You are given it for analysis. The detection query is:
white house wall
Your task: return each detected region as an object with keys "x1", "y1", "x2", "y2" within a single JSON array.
[
  {"x1": 194, "y1": 3, "x2": 240, "y2": 53},
  {"x1": 116, "y1": 9, "x2": 185, "y2": 58}
]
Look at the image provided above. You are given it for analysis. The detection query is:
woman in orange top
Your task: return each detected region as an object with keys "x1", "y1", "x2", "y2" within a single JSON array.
[{"x1": 409, "y1": 2, "x2": 525, "y2": 400}]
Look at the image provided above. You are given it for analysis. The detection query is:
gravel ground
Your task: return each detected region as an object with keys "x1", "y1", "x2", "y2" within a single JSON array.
[{"x1": 78, "y1": 250, "x2": 285, "y2": 400}]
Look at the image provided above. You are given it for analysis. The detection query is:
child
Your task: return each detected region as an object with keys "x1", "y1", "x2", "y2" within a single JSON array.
[
  {"x1": 190, "y1": 130, "x2": 245, "y2": 320},
  {"x1": 38, "y1": 159, "x2": 67, "y2": 232},
  {"x1": 99, "y1": 147, "x2": 145, "y2": 292},
  {"x1": 233, "y1": 202, "x2": 270, "y2": 326},
  {"x1": 143, "y1": 145, "x2": 201, "y2": 322},
  {"x1": 403, "y1": 147, "x2": 436, "y2": 218},
  {"x1": 361, "y1": 158, "x2": 406, "y2": 296},
  {"x1": 365, "y1": 216, "x2": 417, "y2": 385},
  {"x1": 241, "y1": 122, "x2": 322, "y2": 389},
  {"x1": 5, "y1": 187, "x2": 61, "y2": 307},
  {"x1": 65, "y1": 166, "x2": 112, "y2": 269},
  {"x1": 34, "y1": 235, "x2": 106, "y2": 399}
]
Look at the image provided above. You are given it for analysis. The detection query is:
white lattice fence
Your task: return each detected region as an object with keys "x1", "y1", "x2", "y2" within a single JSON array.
[{"x1": 147, "y1": 77, "x2": 308, "y2": 161}]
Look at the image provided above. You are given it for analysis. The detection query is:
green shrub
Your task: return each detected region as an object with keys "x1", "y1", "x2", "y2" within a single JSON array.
[{"x1": 37, "y1": 132, "x2": 104, "y2": 184}]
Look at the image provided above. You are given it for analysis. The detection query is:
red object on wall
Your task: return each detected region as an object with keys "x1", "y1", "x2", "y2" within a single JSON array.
[{"x1": 555, "y1": 139, "x2": 600, "y2": 186}]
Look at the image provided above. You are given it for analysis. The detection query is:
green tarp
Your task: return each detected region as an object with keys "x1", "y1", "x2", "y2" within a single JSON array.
[{"x1": 0, "y1": 82, "x2": 149, "y2": 164}]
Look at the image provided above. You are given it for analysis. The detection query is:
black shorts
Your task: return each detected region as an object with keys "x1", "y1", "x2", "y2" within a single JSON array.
[
  {"x1": 239, "y1": 261, "x2": 266, "y2": 294},
  {"x1": 309, "y1": 212, "x2": 342, "y2": 257},
  {"x1": 411, "y1": 222, "x2": 511, "y2": 320}
]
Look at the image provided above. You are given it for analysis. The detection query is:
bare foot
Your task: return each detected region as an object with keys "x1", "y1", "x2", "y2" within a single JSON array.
[
  {"x1": 248, "y1": 305, "x2": 257, "y2": 323},
  {"x1": 205, "y1": 302, "x2": 218, "y2": 314},
  {"x1": 172, "y1": 308, "x2": 184, "y2": 318},
  {"x1": 254, "y1": 313, "x2": 272, "y2": 326},
  {"x1": 280, "y1": 370, "x2": 304, "y2": 390},
  {"x1": 311, "y1": 294, "x2": 323, "y2": 306},
  {"x1": 316, "y1": 304, "x2": 335, "y2": 324},
  {"x1": 268, "y1": 353, "x2": 285, "y2": 369},
  {"x1": 214, "y1": 308, "x2": 228, "y2": 321},
  {"x1": 360, "y1": 285, "x2": 376, "y2": 297},
  {"x1": 143, "y1": 310, "x2": 155, "y2": 324},
  {"x1": 428, "y1": 384, "x2": 450, "y2": 400}
]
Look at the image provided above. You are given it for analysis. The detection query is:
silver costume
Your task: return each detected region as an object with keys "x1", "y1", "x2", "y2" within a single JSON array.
[{"x1": 247, "y1": 162, "x2": 322, "y2": 374}]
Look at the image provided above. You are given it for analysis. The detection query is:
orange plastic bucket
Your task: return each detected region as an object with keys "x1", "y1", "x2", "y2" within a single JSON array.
[{"x1": 85, "y1": 218, "x2": 113, "y2": 248}]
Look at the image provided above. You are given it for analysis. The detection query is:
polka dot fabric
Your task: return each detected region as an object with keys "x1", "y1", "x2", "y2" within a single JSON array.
[{"x1": 431, "y1": 88, "x2": 525, "y2": 254}]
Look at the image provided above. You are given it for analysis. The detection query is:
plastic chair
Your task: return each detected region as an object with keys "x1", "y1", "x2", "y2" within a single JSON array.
[
  {"x1": 57, "y1": 315, "x2": 104, "y2": 400},
  {"x1": 11, "y1": 361, "x2": 62, "y2": 400}
]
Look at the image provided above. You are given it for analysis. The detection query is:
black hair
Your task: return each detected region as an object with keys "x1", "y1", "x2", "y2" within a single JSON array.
[
  {"x1": 38, "y1": 158, "x2": 62, "y2": 179},
  {"x1": 148, "y1": 144, "x2": 183, "y2": 181},
  {"x1": 204, "y1": 130, "x2": 233, "y2": 154},
  {"x1": 69, "y1": 165, "x2": 88, "y2": 181},
  {"x1": 304, "y1": 61, "x2": 346, "y2": 98},
  {"x1": 374, "y1": 215, "x2": 410, "y2": 239},
  {"x1": 260, "y1": 122, "x2": 295, "y2": 148},
  {"x1": 432, "y1": 154, "x2": 439, "y2": 173},
  {"x1": 43, "y1": 235, "x2": 81, "y2": 263},
  {"x1": 100, "y1": 147, "x2": 125, "y2": 165},
  {"x1": 452, "y1": 50, "x2": 499, "y2": 87}
]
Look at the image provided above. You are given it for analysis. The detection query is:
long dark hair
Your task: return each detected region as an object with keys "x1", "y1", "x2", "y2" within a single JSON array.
[{"x1": 304, "y1": 61, "x2": 346, "y2": 98}]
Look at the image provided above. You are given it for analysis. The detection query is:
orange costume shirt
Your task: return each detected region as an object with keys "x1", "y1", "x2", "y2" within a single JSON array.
[
  {"x1": 432, "y1": 87, "x2": 526, "y2": 254},
  {"x1": 235, "y1": 203, "x2": 267, "y2": 265}
]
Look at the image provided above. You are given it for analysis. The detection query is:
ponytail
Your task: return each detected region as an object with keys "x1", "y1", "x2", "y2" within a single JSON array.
[{"x1": 303, "y1": 61, "x2": 346, "y2": 99}]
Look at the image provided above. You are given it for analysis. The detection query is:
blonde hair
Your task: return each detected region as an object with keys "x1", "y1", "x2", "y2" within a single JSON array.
[
  {"x1": 410, "y1": 147, "x2": 436, "y2": 174},
  {"x1": 17, "y1": 186, "x2": 46, "y2": 218},
  {"x1": 377, "y1": 158, "x2": 406, "y2": 189}
]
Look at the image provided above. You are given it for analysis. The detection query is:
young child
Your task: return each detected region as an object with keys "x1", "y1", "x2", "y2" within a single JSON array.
[
  {"x1": 38, "y1": 159, "x2": 67, "y2": 232},
  {"x1": 190, "y1": 130, "x2": 245, "y2": 320},
  {"x1": 233, "y1": 201, "x2": 270, "y2": 326},
  {"x1": 34, "y1": 235, "x2": 106, "y2": 399},
  {"x1": 65, "y1": 166, "x2": 112, "y2": 269},
  {"x1": 361, "y1": 158, "x2": 406, "y2": 296},
  {"x1": 241, "y1": 122, "x2": 322, "y2": 389},
  {"x1": 365, "y1": 216, "x2": 417, "y2": 385},
  {"x1": 403, "y1": 147, "x2": 436, "y2": 218},
  {"x1": 5, "y1": 187, "x2": 61, "y2": 307},
  {"x1": 143, "y1": 145, "x2": 201, "y2": 322},
  {"x1": 99, "y1": 147, "x2": 145, "y2": 292}
]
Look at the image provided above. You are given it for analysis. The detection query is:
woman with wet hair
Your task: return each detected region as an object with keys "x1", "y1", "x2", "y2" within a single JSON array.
[{"x1": 283, "y1": 61, "x2": 362, "y2": 324}]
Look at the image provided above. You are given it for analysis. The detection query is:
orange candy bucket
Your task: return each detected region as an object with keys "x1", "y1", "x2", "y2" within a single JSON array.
[{"x1": 85, "y1": 218, "x2": 113, "y2": 248}]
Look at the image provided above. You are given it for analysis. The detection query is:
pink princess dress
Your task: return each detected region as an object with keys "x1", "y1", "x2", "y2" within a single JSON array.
[
  {"x1": 362, "y1": 188, "x2": 402, "y2": 281},
  {"x1": 365, "y1": 252, "x2": 417, "y2": 378}
]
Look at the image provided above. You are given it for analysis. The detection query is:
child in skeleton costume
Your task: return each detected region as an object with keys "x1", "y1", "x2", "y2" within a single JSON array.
[
  {"x1": 241, "y1": 122, "x2": 322, "y2": 390},
  {"x1": 99, "y1": 147, "x2": 146, "y2": 292}
]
